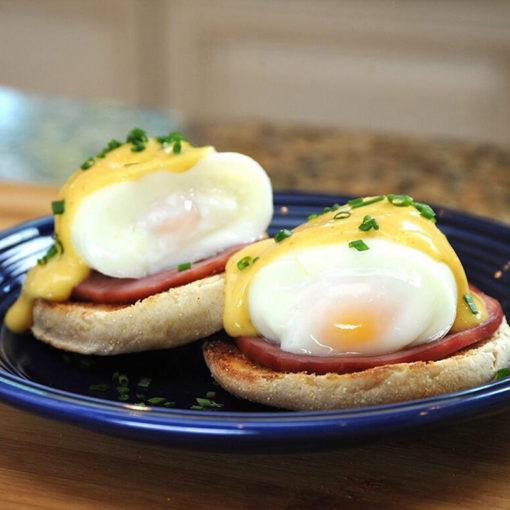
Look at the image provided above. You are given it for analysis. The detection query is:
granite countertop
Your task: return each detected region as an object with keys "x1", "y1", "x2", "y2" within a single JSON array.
[
  {"x1": 192, "y1": 123, "x2": 510, "y2": 224},
  {"x1": 1, "y1": 86, "x2": 508, "y2": 223}
]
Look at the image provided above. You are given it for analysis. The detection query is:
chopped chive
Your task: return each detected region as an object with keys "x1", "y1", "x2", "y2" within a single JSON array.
[
  {"x1": 131, "y1": 142, "x2": 146, "y2": 152},
  {"x1": 190, "y1": 405, "x2": 204, "y2": 410},
  {"x1": 116, "y1": 386, "x2": 130, "y2": 394},
  {"x1": 126, "y1": 128, "x2": 148, "y2": 145},
  {"x1": 496, "y1": 368, "x2": 510, "y2": 380},
  {"x1": 97, "y1": 138, "x2": 122, "y2": 158},
  {"x1": 414, "y1": 202, "x2": 436, "y2": 222},
  {"x1": 348, "y1": 239, "x2": 369, "y2": 251},
  {"x1": 107, "y1": 139, "x2": 122, "y2": 150},
  {"x1": 274, "y1": 229, "x2": 292, "y2": 243},
  {"x1": 89, "y1": 383, "x2": 109, "y2": 392},
  {"x1": 51, "y1": 200, "x2": 65, "y2": 215},
  {"x1": 387, "y1": 194, "x2": 414, "y2": 207},
  {"x1": 137, "y1": 377, "x2": 152, "y2": 390},
  {"x1": 206, "y1": 391, "x2": 216, "y2": 398},
  {"x1": 348, "y1": 195, "x2": 385, "y2": 209},
  {"x1": 463, "y1": 293, "x2": 479, "y2": 315},
  {"x1": 195, "y1": 397, "x2": 223, "y2": 409},
  {"x1": 177, "y1": 262, "x2": 192, "y2": 272},
  {"x1": 112, "y1": 371, "x2": 120, "y2": 383},
  {"x1": 37, "y1": 235, "x2": 63, "y2": 265},
  {"x1": 252, "y1": 256, "x2": 260, "y2": 264},
  {"x1": 53, "y1": 233, "x2": 64, "y2": 255},
  {"x1": 307, "y1": 213, "x2": 319, "y2": 221},
  {"x1": 237, "y1": 256, "x2": 254, "y2": 271},
  {"x1": 147, "y1": 397, "x2": 167, "y2": 406},
  {"x1": 163, "y1": 401, "x2": 176, "y2": 408},
  {"x1": 358, "y1": 215, "x2": 379, "y2": 232},
  {"x1": 118, "y1": 374, "x2": 129, "y2": 387},
  {"x1": 80, "y1": 157, "x2": 95, "y2": 170},
  {"x1": 37, "y1": 244, "x2": 57, "y2": 265},
  {"x1": 333, "y1": 210, "x2": 351, "y2": 220},
  {"x1": 118, "y1": 394, "x2": 129, "y2": 401},
  {"x1": 157, "y1": 131, "x2": 186, "y2": 154}
]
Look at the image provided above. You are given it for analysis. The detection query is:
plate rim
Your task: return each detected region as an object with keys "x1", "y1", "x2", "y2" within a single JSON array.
[{"x1": 0, "y1": 191, "x2": 509, "y2": 443}]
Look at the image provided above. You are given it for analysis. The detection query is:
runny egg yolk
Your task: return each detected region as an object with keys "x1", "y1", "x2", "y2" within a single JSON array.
[
  {"x1": 5, "y1": 138, "x2": 213, "y2": 333},
  {"x1": 317, "y1": 304, "x2": 392, "y2": 351}
]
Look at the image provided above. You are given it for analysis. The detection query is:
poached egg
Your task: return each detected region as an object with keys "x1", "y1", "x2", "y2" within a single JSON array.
[
  {"x1": 224, "y1": 196, "x2": 486, "y2": 357},
  {"x1": 6, "y1": 131, "x2": 273, "y2": 332}
]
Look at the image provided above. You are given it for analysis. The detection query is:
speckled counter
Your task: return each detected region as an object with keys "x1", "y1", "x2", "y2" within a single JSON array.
[{"x1": 192, "y1": 123, "x2": 510, "y2": 224}]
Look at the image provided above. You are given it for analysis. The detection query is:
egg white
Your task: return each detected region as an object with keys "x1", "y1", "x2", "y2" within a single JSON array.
[
  {"x1": 248, "y1": 239, "x2": 458, "y2": 356},
  {"x1": 72, "y1": 152, "x2": 273, "y2": 278}
]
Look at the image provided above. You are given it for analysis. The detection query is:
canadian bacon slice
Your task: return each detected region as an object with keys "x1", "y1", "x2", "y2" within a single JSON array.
[
  {"x1": 72, "y1": 245, "x2": 242, "y2": 304},
  {"x1": 236, "y1": 289, "x2": 504, "y2": 375}
]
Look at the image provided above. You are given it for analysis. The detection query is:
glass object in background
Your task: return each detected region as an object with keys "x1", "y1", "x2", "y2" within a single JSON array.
[{"x1": 0, "y1": 87, "x2": 181, "y2": 185}]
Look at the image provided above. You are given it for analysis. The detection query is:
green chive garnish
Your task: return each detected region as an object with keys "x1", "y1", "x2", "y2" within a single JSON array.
[
  {"x1": 414, "y1": 202, "x2": 436, "y2": 222},
  {"x1": 274, "y1": 229, "x2": 292, "y2": 242},
  {"x1": 163, "y1": 401, "x2": 176, "y2": 408},
  {"x1": 307, "y1": 213, "x2": 319, "y2": 221},
  {"x1": 89, "y1": 383, "x2": 109, "y2": 392},
  {"x1": 177, "y1": 262, "x2": 192, "y2": 272},
  {"x1": 147, "y1": 397, "x2": 167, "y2": 406},
  {"x1": 387, "y1": 194, "x2": 414, "y2": 207},
  {"x1": 137, "y1": 377, "x2": 152, "y2": 390},
  {"x1": 126, "y1": 128, "x2": 148, "y2": 144},
  {"x1": 348, "y1": 196, "x2": 385, "y2": 209},
  {"x1": 464, "y1": 293, "x2": 479, "y2": 315},
  {"x1": 80, "y1": 157, "x2": 95, "y2": 170},
  {"x1": 206, "y1": 391, "x2": 216, "y2": 398},
  {"x1": 496, "y1": 368, "x2": 510, "y2": 380},
  {"x1": 358, "y1": 215, "x2": 379, "y2": 232},
  {"x1": 131, "y1": 142, "x2": 146, "y2": 152},
  {"x1": 157, "y1": 131, "x2": 185, "y2": 154},
  {"x1": 116, "y1": 386, "x2": 130, "y2": 395},
  {"x1": 51, "y1": 200, "x2": 65, "y2": 215},
  {"x1": 195, "y1": 397, "x2": 223, "y2": 409},
  {"x1": 333, "y1": 210, "x2": 351, "y2": 220},
  {"x1": 107, "y1": 139, "x2": 122, "y2": 150},
  {"x1": 37, "y1": 235, "x2": 64, "y2": 265},
  {"x1": 237, "y1": 256, "x2": 253, "y2": 271},
  {"x1": 348, "y1": 239, "x2": 369, "y2": 251},
  {"x1": 117, "y1": 374, "x2": 129, "y2": 387},
  {"x1": 118, "y1": 394, "x2": 129, "y2": 401},
  {"x1": 97, "y1": 139, "x2": 122, "y2": 158}
]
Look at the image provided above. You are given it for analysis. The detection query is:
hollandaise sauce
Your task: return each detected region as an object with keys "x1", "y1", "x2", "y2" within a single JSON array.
[
  {"x1": 224, "y1": 195, "x2": 487, "y2": 338},
  {"x1": 6, "y1": 131, "x2": 212, "y2": 332}
]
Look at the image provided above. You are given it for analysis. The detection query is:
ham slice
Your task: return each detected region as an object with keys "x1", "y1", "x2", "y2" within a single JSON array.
[
  {"x1": 236, "y1": 288, "x2": 504, "y2": 375},
  {"x1": 72, "y1": 245, "x2": 243, "y2": 304}
]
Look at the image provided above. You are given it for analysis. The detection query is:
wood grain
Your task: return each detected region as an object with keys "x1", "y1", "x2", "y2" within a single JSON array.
[{"x1": 0, "y1": 180, "x2": 509, "y2": 509}]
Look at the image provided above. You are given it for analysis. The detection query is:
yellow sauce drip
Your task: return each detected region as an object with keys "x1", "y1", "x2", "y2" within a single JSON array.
[
  {"x1": 224, "y1": 198, "x2": 487, "y2": 338},
  {"x1": 6, "y1": 139, "x2": 213, "y2": 333}
]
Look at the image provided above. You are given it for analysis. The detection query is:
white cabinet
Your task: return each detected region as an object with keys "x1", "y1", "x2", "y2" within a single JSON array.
[
  {"x1": 0, "y1": 0, "x2": 140, "y2": 103},
  {"x1": 1, "y1": 0, "x2": 510, "y2": 142}
]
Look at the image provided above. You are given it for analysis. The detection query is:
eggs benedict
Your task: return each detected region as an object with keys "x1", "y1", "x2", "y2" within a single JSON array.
[
  {"x1": 6, "y1": 129, "x2": 273, "y2": 354},
  {"x1": 204, "y1": 195, "x2": 509, "y2": 410}
]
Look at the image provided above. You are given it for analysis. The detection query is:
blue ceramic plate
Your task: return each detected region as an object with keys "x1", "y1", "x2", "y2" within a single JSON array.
[{"x1": 0, "y1": 192, "x2": 509, "y2": 450}]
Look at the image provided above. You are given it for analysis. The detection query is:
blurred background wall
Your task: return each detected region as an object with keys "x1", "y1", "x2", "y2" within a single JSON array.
[{"x1": 1, "y1": 0, "x2": 509, "y2": 143}]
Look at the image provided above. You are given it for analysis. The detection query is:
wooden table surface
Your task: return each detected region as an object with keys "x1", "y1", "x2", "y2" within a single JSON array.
[{"x1": 1, "y1": 180, "x2": 510, "y2": 510}]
